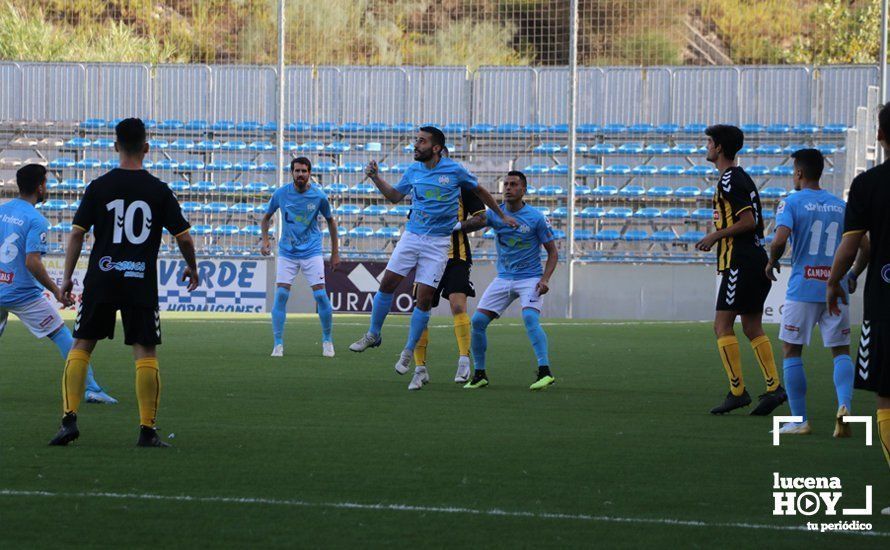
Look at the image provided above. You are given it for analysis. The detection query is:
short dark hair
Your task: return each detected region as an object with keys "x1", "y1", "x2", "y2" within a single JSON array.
[
  {"x1": 16, "y1": 163, "x2": 47, "y2": 196},
  {"x1": 506, "y1": 170, "x2": 527, "y2": 187},
  {"x1": 115, "y1": 117, "x2": 147, "y2": 155},
  {"x1": 880, "y1": 103, "x2": 890, "y2": 138},
  {"x1": 418, "y1": 125, "x2": 446, "y2": 149},
  {"x1": 705, "y1": 124, "x2": 744, "y2": 160},
  {"x1": 790, "y1": 148, "x2": 824, "y2": 181},
  {"x1": 290, "y1": 156, "x2": 312, "y2": 172}
]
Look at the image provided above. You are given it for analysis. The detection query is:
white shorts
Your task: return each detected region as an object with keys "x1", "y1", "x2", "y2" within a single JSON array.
[
  {"x1": 0, "y1": 295, "x2": 64, "y2": 339},
  {"x1": 385, "y1": 231, "x2": 450, "y2": 288},
  {"x1": 276, "y1": 255, "x2": 326, "y2": 287},
  {"x1": 779, "y1": 300, "x2": 851, "y2": 348},
  {"x1": 476, "y1": 276, "x2": 543, "y2": 316}
]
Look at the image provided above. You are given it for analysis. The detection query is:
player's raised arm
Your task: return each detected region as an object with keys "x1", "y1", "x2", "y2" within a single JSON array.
[
  {"x1": 365, "y1": 160, "x2": 406, "y2": 204},
  {"x1": 457, "y1": 210, "x2": 488, "y2": 233},
  {"x1": 472, "y1": 185, "x2": 518, "y2": 228}
]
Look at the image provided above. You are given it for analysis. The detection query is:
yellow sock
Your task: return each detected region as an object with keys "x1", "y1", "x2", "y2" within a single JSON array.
[
  {"x1": 135, "y1": 358, "x2": 160, "y2": 428},
  {"x1": 751, "y1": 335, "x2": 780, "y2": 392},
  {"x1": 414, "y1": 328, "x2": 429, "y2": 366},
  {"x1": 62, "y1": 349, "x2": 91, "y2": 414},
  {"x1": 878, "y1": 409, "x2": 890, "y2": 470},
  {"x1": 717, "y1": 335, "x2": 745, "y2": 396},
  {"x1": 454, "y1": 312, "x2": 471, "y2": 357}
]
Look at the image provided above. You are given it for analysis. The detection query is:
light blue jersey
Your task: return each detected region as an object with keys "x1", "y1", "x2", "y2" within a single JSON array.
[
  {"x1": 487, "y1": 203, "x2": 554, "y2": 280},
  {"x1": 775, "y1": 188, "x2": 846, "y2": 303},
  {"x1": 395, "y1": 157, "x2": 479, "y2": 237},
  {"x1": 266, "y1": 184, "x2": 332, "y2": 260},
  {"x1": 0, "y1": 198, "x2": 50, "y2": 306}
]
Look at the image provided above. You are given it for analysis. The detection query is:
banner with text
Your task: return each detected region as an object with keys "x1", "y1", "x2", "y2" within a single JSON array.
[{"x1": 325, "y1": 261, "x2": 415, "y2": 314}]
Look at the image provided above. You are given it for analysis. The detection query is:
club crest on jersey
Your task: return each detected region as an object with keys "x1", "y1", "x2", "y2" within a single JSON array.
[
  {"x1": 882, "y1": 264, "x2": 890, "y2": 284},
  {"x1": 438, "y1": 175, "x2": 451, "y2": 185},
  {"x1": 518, "y1": 224, "x2": 531, "y2": 234},
  {"x1": 776, "y1": 201, "x2": 786, "y2": 215}
]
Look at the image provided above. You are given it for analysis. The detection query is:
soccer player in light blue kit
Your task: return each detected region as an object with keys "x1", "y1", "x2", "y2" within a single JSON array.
[
  {"x1": 0, "y1": 164, "x2": 115, "y2": 403},
  {"x1": 766, "y1": 149, "x2": 865, "y2": 436},
  {"x1": 463, "y1": 170, "x2": 559, "y2": 391},
  {"x1": 348, "y1": 126, "x2": 515, "y2": 391},
  {"x1": 261, "y1": 157, "x2": 340, "y2": 358}
]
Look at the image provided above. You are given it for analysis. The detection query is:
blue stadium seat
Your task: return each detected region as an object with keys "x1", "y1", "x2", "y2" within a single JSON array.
[
  {"x1": 496, "y1": 124, "x2": 521, "y2": 134},
  {"x1": 287, "y1": 121, "x2": 311, "y2": 132},
  {"x1": 770, "y1": 165, "x2": 794, "y2": 176},
  {"x1": 148, "y1": 139, "x2": 169, "y2": 150},
  {"x1": 534, "y1": 143, "x2": 562, "y2": 154},
  {"x1": 314, "y1": 161, "x2": 337, "y2": 173},
  {"x1": 591, "y1": 185, "x2": 617, "y2": 196},
  {"x1": 230, "y1": 203, "x2": 255, "y2": 214},
  {"x1": 299, "y1": 141, "x2": 325, "y2": 152},
  {"x1": 325, "y1": 141, "x2": 351, "y2": 153},
  {"x1": 631, "y1": 165, "x2": 657, "y2": 176},
  {"x1": 525, "y1": 185, "x2": 538, "y2": 195},
  {"x1": 793, "y1": 123, "x2": 819, "y2": 134},
  {"x1": 602, "y1": 124, "x2": 627, "y2": 135},
  {"x1": 42, "y1": 199, "x2": 68, "y2": 211},
  {"x1": 656, "y1": 123, "x2": 680, "y2": 134},
  {"x1": 350, "y1": 182, "x2": 377, "y2": 195},
  {"x1": 339, "y1": 122, "x2": 363, "y2": 134},
  {"x1": 442, "y1": 123, "x2": 467, "y2": 134},
  {"x1": 339, "y1": 162, "x2": 364, "y2": 173},
  {"x1": 80, "y1": 118, "x2": 106, "y2": 129},
  {"x1": 206, "y1": 160, "x2": 232, "y2": 171},
  {"x1": 191, "y1": 224, "x2": 213, "y2": 235},
  {"x1": 673, "y1": 186, "x2": 701, "y2": 198},
  {"x1": 75, "y1": 158, "x2": 101, "y2": 169},
  {"x1": 605, "y1": 207, "x2": 633, "y2": 219},
  {"x1": 681, "y1": 123, "x2": 707, "y2": 134},
  {"x1": 578, "y1": 164, "x2": 604, "y2": 176},
  {"x1": 522, "y1": 124, "x2": 548, "y2": 134},
  {"x1": 618, "y1": 142, "x2": 644, "y2": 154},
  {"x1": 574, "y1": 184, "x2": 592, "y2": 196},
  {"x1": 52, "y1": 222, "x2": 73, "y2": 233},
  {"x1": 390, "y1": 122, "x2": 415, "y2": 133},
  {"x1": 538, "y1": 185, "x2": 565, "y2": 196},
  {"x1": 618, "y1": 185, "x2": 645, "y2": 197},
  {"x1": 579, "y1": 207, "x2": 606, "y2": 219},
  {"x1": 551, "y1": 229, "x2": 566, "y2": 240},
  {"x1": 531, "y1": 206, "x2": 551, "y2": 216},
  {"x1": 671, "y1": 143, "x2": 700, "y2": 155},
  {"x1": 817, "y1": 144, "x2": 839, "y2": 155},
  {"x1": 204, "y1": 202, "x2": 228, "y2": 214},
  {"x1": 647, "y1": 186, "x2": 673, "y2": 197},
  {"x1": 588, "y1": 143, "x2": 616, "y2": 155},
  {"x1": 623, "y1": 229, "x2": 649, "y2": 241},
  {"x1": 181, "y1": 202, "x2": 203, "y2": 213},
  {"x1": 322, "y1": 183, "x2": 349, "y2": 195},
  {"x1": 755, "y1": 144, "x2": 783, "y2": 155},
  {"x1": 59, "y1": 179, "x2": 85, "y2": 191},
  {"x1": 686, "y1": 165, "x2": 716, "y2": 176},
  {"x1": 221, "y1": 140, "x2": 247, "y2": 151},
  {"x1": 191, "y1": 181, "x2": 217, "y2": 193},
  {"x1": 363, "y1": 122, "x2": 391, "y2": 133},
  {"x1": 524, "y1": 164, "x2": 550, "y2": 175},
  {"x1": 102, "y1": 159, "x2": 120, "y2": 169},
  {"x1": 348, "y1": 226, "x2": 375, "y2": 238},
  {"x1": 228, "y1": 245, "x2": 254, "y2": 257},
  {"x1": 257, "y1": 161, "x2": 276, "y2": 173},
  {"x1": 549, "y1": 165, "x2": 569, "y2": 175},
  {"x1": 644, "y1": 143, "x2": 671, "y2": 155},
  {"x1": 194, "y1": 140, "x2": 221, "y2": 152},
  {"x1": 691, "y1": 208, "x2": 713, "y2": 220},
  {"x1": 561, "y1": 143, "x2": 589, "y2": 153},
  {"x1": 213, "y1": 225, "x2": 240, "y2": 236},
  {"x1": 576, "y1": 124, "x2": 600, "y2": 134},
  {"x1": 242, "y1": 225, "x2": 262, "y2": 236},
  {"x1": 335, "y1": 204, "x2": 361, "y2": 218},
  {"x1": 179, "y1": 159, "x2": 206, "y2": 171},
  {"x1": 658, "y1": 165, "x2": 685, "y2": 177},
  {"x1": 574, "y1": 229, "x2": 596, "y2": 240},
  {"x1": 604, "y1": 164, "x2": 631, "y2": 175},
  {"x1": 383, "y1": 205, "x2": 410, "y2": 219},
  {"x1": 740, "y1": 123, "x2": 765, "y2": 134},
  {"x1": 760, "y1": 187, "x2": 788, "y2": 198},
  {"x1": 169, "y1": 139, "x2": 195, "y2": 151},
  {"x1": 45, "y1": 178, "x2": 60, "y2": 189},
  {"x1": 158, "y1": 119, "x2": 184, "y2": 131},
  {"x1": 766, "y1": 124, "x2": 791, "y2": 134},
  {"x1": 360, "y1": 142, "x2": 383, "y2": 153},
  {"x1": 375, "y1": 226, "x2": 401, "y2": 239},
  {"x1": 362, "y1": 205, "x2": 389, "y2": 216},
  {"x1": 595, "y1": 229, "x2": 622, "y2": 241},
  {"x1": 822, "y1": 124, "x2": 848, "y2": 134},
  {"x1": 205, "y1": 245, "x2": 226, "y2": 256},
  {"x1": 68, "y1": 200, "x2": 80, "y2": 211},
  {"x1": 548, "y1": 124, "x2": 569, "y2": 133},
  {"x1": 628, "y1": 123, "x2": 655, "y2": 134},
  {"x1": 312, "y1": 122, "x2": 338, "y2": 133},
  {"x1": 185, "y1": 120, "x2": 208, "y2": 131},
  {"x1": 105, "y1": 118, "x2": 124, "y2": 129},
  {"x1": 90, "y1": 138, "x2": 114, "y2": 149},
  {"x1": 470, "y1": 123, "x2": 495, "y2": 135},
  {"x1": 739, "y1": 145, "x2": 754, "y2": 155},
  {"x1": 218, "y1": 181, "x2": 243, "y2": 194},
  {"x1": 248, "y1": 141, "x2": 274, "y2": 152},
  {"x1": 169, "y1": 181, "x2": 190, "y2": 193},
  {"x1": 284, "y1": 140, "x2": 301, "y2": 151},
  {"x1": 633, "y1": 208, "x2": 661, "y2": 219},
  {"x1": 662, "y1": 207, "x2": 689, "y2": 219},
  {"x1": 679, "y1": 230, "x2": 706, "y2": 243},
  {"x1": 550, "y1": 207, "x2": 575, "y2": 219},
  {"x1": 782, "y1": 144, "x2": 808, "y2": 155},
  {"x1": 651, "y1": 230, "x2": 676, "y2": 242}
]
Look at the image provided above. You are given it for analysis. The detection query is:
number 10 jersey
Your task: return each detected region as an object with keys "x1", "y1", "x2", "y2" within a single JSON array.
[{"x1": 73, "y1": 168, "x2": 190, "y2": 307}]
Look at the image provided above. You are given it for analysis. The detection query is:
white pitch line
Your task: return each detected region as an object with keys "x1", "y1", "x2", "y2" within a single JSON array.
[
  {"x1": 170, "y1": 319, "x2": 709, "y2": 328},
  {"x1": 0, "y1": 489, "x2": 886, "y2": 537}
]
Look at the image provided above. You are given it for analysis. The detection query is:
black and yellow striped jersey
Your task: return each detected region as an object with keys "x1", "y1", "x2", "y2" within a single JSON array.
[
  {"x1": 449, "y1": 188, "x2": 485, "y2": 263},
  {"x1": 712, "y1": 166, "x2": 766, "y2": 272}
]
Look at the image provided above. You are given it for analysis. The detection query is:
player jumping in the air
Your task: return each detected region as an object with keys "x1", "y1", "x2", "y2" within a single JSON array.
[
  {"x1": 49, "y1": 118, "x2": 200, "y2": 447},
  {"x1": 1, "y1": 164, "x2": 116, "y2": 404},
  {"x1": 261, "y1": 157, "x2": 339, "y2": 358},
  {"x1": 766, "y1": 148, "x2": 865, "y2": 436},
  {"x1": 827, "y1": 103, "x2": 890, "y2": 516},
  {"x1": 462, "y1": 171, "x2": 558, "y2": 391},
  {"x1": 695, "y1": 125, "x2": 787, "y2": 415},
  {"x1": 348, "y1": 126, "x2": 516, "y2": 391}
]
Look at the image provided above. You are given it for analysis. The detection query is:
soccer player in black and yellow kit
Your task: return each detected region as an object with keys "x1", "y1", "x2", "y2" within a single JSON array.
[
  {"x1": 827, "y1": 103, "x2": 890, "y2": 516},
  {"x1": 49, "y1": 118, "x2": 200, "y2": 447},
  {"x1": 696, "y1": 125, "x2": 787, "y2": 415},
  {"x1": 411, "y1": 186, "x2": 486, "y2": 386}
]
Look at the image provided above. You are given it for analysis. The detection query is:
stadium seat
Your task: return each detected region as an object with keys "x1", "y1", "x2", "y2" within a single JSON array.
[
  {"x1": 822, "y1": 124, "x2": 848, "y2": 134},
  {"x1": 673, "y1": 186, "x2": 701, "y2": 198},
  {"x1": 102, "y1": 159, "x2": 120, "y2": 169},
  {"x1": 204, "y1": 202, "x2": 228, "y2": 214},
  {"x1": 169, "y1": 181, "x2": 190, "y2": 194},
  {"x1": 339, "y1": 162, "x2": 364, "y2": 173},
  {"x1": 181, "y1": 202, "x2": 204, "y2": 213},
  {"x1": 588, "y1": 143, "x2": 616, "y2": 155},
  {"x1": 604, "y1": 164, "x2": 631, "y2": 175},
  {"x1": 576, "y1": 124, "x2": 600, "y2": 134},
  {"x1": 75, "y1": 158, "x2": 101, "y2": 169},
  {"x1": 658, "y1": 165, "x2": 685, "y2": 176},
  {"x1": 179, "y1": 160, "x2": 206, "y2": 171},
  {"x1": 679, "y1": 230, "x2": 706, "y2": 243},
  {"x1": 158, "y1": 119, "x2": 185, "y2": 131},
  {"x1": 628, "y1": 123, "x2": 654, "y2": 134},
  {"x1": 190, "y1": 224, "x2": 213, "y2": 235},
  {"x1": 618, "y1": 142, "x2": 643, "y2": 154},
  {"x1": 375, "y1": 226, "x2": 401, "y2": 239},
  {"x1": 323, "y1": 183, "x2": 349, "y2": 195},
  {"x1": 618, "y1": 185, "x2": 645, "y2": 197},
  {"x1": 548, "y1": 165, "x2": 569, "y2": 175},
  {"x1": 744, "y1": 164, "x2": 771, "y2": 175},
  {"x1": 754, "y1": 144, "x2": 783, "y2": 155},
  {"x1": 363, "y1": 122, "x2": 391, "y2": 133},
  {"x1": 206, "y1": 160, "x2": 232, "y2": 171},
  {"x1": 169, "y1": 139, "x2": 195, "y2": 151},
  {"x1": 548, "y1": 124, "x2": 569, "y2": 133},
  {"x1": 470, "y1": 123, "x2": 495, "y2": 135},
  {"x1": 651, "y1": 230, "x2": 676, "y2": 242},
  {"x1": 248, "y1": 141, "x2": 274, "y2": 152},
  {"x1": 388, "y1": 205, "x2": 411, "y2": 218},
  {"x1": 522, "y1": 124, "x2": 548, "y2": 134},
  {"x1": 691, "y1": 208, "x2": 713, "y2": 220},
  {"x1": 42, "y1": 199, "x2": 68, "y2": 211},
  {"x1": 591, "y1": 185, "x2": 618, "y2": 196},
  {"x1": 817, "y1": 144, "x2": 839, "y2": 155},
  {"x1": 221, "y1": 140, "x2": 247, "y2": 151},
  {"x1": 390, "y1": 122, "x2": 415, "y2": 133},
  {"x1": 496, "y1": 124, "x2": 522, "y2": 134},
  {"x1": 551, "y1": 229, "x2": 566, "y2": 240},
  {"x1": 523, "y1": 164, "x2": 550, "y2": 175},
  {"x1": 740, "y1": 123, "x2": 765, "y2": 134},
  {"x1": 793, "y1": 123, "x2": 819, "y2": 134},
  {"x1": 703, "y1": 186, "x2": 716, "y2": 195},
  {"x1": 534, "y1": 143, "x2": 562, "y2": 154},
  {"x1": 218, "y1": 181, "x2": 243, "y2": 194},
  {"x1": 561, "y1": 143, "x2": 589, "y2": 153},
  {"x1": 47, "y1": 157, "x2": 75, "y2": 169},
  {"x1": 312, "y1": 122, "x2": 338, "y2": 133},
  {"x1": 574, "y1": 184, "x2": 592, "y2": 196},
  {"x1": 579, "y1": 206, "x2": 605, "y2": 219},
  {"x1": 230, "y1": 203, "x2": 255, "y2": 214},
  {"x1": 350, "y1": 183, "x2": 377, "y2": 195},
  {"x1": 770, "y1": 165, "x2": 794, "y2": 176},
  {"x1": 335, "y1": 204, "x2": 361, "y2": 218},
  {"x1": 52, "y1": 222, "x2": 73, "y2": 233},
  {"x1": 550, "y1": 207, "x2": 578, "y2": 219},
  {"x1": 782, "y1": 144, "x2": 807, "y2": 155},
  {"x1": 623, "y1": 229, "x2": 649, "y2": 241},
  {"x1": 314, "y1": 161, "x2": 337, "y2": 173},
  {"x1": 205, "y1": 245, "x2": 226, "y2": 256},
  {"x1": 760, "y1": 187, "x2": 788, "y2": 198},
  {"x1": 185, "y1": 120, "x2": 208, "y2": 131},
  {"x1": 80, "y1": 118, "x2": 106, "y2": 129},
  {"x1": 656, "y1": 123, "x2": 680, "y2": 134},
  {"x1": 362, "y1": 205, "x2": 389, "y2": 216},
  {"x1": 67, "y1": 200, "x2": 80, "y2": 211},
  {"x1": 191, "y1": 181, "x2": 217, "y2": 193},
  {"x1": 682, "y1": 123, "x2": 707, "y2": 134},
  {"x1": 646, "y1": 186, "x2": 673, "y2": 197},
  {"x1": 348, "y1": 226, "x2": 375, "y2": 238},
  {"x1": 442, "y1": 123, "x2": 467, "y2": 134},
  {"x1": 361, "y1": 142, "x2": 383, "y2": 152},
  {"x1": 325, "y1": 141, "x2": 351, "y2": 153},
  {"x1": 339, "y1": 122, "x2": 363, "y2": 134},
  {"x1": 605, "y1": 207, "x2": 633, "y2": 219},
  {"x1": 601, "y1": 124, "x2": 627, "y2": 135},
  {"x1": 242, "y1": 225, "x2": 262, "y2": 236},
  {"x1": 633, "y1": 208, "x2": 661, "y2": 219},
  {"x1": 670, "y1": 143, "x2": 700, "y2": 155},
  {"x1": 644, "y1": 143, "x2": 671, "y2": 155},
  {"x1": 525, "y1": 185, "x2": 538, "y2": 195},
  {"x1": 631, "y1": 165, "x2": 657, "y2": 176},
  {"x1": 59, "y1": 179, "x2": 85, "y2": 191},
  {"x1": 578, "y1": 164, "x2": 604, "y2": 176},
  {"x1": 90, "y1": 138, "x2": 114, "y2": 149},
  {"x1": 287, "y1": 121, "x2": 311, "y2": 132},
  {"x1": 532, "y1": 206, "x2": 551, "y2": 216},
  {"x1": 739, "y1": 145, "x2": 754, "y2": 155},
  {"x1": 538, "y1": 185, "x2": 565, "y2": 196},
  {"x1": 213, "y1": 225, "x2": 240, "y2": 236},
  {"x1": 662, "y1": 207, "x2": 689, "y2": 220},
  {"x1": 595, "y1": 229, "x2": 622, "y2": 241},
  {"x1": 574, "y1": 229, "x2": 595, "y2": 240},
  {"x1": 299, "y1": 141, "x2": 325, "y2": 152},
  {"x1": 766, "y1": 124, "x2": 791, "y2": 134},
  {"x1": 686, "y1": 165, "x2": 716, "y2": 176},
  {"x1": 148, "y1": 138, "x2": 169, "y2": 150}
]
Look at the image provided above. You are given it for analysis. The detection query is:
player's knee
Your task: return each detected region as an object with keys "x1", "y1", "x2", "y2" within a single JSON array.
[
  {"x1": 782, "y1": 342, "x2": 802, "y2": 358},
  {"x1": 471, "y1": 311, "x2": 490, "y2": 332},
  {"x1": 741, "y1": 324, "x2": 763, "y2": 341},
  {"x1": 449, "y1": 301, "x2": 466, "y2": 316},
  {"x1": 521, "y1": 308, "x2": 540, "y2": 330}
]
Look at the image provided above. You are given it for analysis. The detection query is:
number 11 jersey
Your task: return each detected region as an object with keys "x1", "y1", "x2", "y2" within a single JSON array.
[{"x1": 73, "y1": 168, "x2": 190, "y2": 307}]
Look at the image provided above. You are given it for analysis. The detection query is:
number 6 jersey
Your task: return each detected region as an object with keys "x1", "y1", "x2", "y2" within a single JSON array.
[{"x1": 73, "y1": 168, "x2": 190, "y2": 307}]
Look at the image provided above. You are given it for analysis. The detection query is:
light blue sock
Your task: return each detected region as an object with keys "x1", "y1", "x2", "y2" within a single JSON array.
[
  {"x1": 833, "y1": 354, "x2": 854, "y2": 411},
  {"x1": 50, "y1": 326, "x2": 101, "y2": 393},
  {"x1": 313, "y1": 288, "x2": 333, "y2": 343},
  {"x1": 405, "y1": 307, "x2": 431, "y2": 351},
  {"x1": 369, "y1": 291, "x2": 393, "y2": 337},
  {"x1": 782, "y1": 357, "x2": 807, "y2": 422},
  {"x1": 272, "y1": 286, "x2": 290, "y2": 346},
  {"x1": 522, "y1": 308, "x2": 550, "y2": 367},
  {"x1": 471, "y1": 311, "x2": 492, "y2": 372}
]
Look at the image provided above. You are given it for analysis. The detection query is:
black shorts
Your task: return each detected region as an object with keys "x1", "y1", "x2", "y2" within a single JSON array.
[
  {"x1": 425, "y1": 259, "x2": 476, "y2": 308},
  {"x1": 855, "y1": 320, "x2": 890, "y2": 397},
  {"x1": 716, "y1": 266, "x2": 772, "y2": 314},
  {"x1": 73, "y1": 301, "x2": 161, "y2": 346}
]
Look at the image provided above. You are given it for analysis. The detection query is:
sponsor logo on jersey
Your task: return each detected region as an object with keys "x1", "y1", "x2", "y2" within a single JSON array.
[
  {"x1": 804, "y1": 266, "x2": 831, "y2": 281},
  {"x1": 98, "y1": 256, "x2": 146, "y2": 279},
  {"x1": 0, "y1": 214, "x2": 25, "y2": 226},
  {"x1": 0, "y1": 270, "x2": 13, "y2": 284},
  {"x1": 804, "y1": 202, "x2": 844, "y2": 214}
]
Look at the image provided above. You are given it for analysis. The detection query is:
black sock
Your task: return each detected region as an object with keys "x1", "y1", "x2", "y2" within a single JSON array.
[
  {"x1": 474, "y1": 369, "x2": 487, "y2": 378},
  {"x1": 538, "y1": 365, "x2": 551, "y2": 378}
]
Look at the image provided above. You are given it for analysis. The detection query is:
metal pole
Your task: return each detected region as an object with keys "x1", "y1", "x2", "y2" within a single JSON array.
[
  {"x1": 880, "y1": 0, "x2": 888, "y2": 163},
  {"x1": 566, "y1": 0, "x2": 579, "y2": 319},
  {"x1": 276, "y1": 0, "x2": 286, "y2": 189}
]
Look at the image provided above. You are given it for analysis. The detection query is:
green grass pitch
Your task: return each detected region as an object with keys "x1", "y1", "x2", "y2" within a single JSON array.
[{"x1": 1, "y1": 313, "x2": 887, "y2": 547}]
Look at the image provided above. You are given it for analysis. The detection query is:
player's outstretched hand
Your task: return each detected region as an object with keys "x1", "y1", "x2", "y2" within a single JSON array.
[
  {"x1": 182, "y1": 266, "x2": 200, "y2": 292},
  {"x1": 502, "y1": 214, "x2": 520, "y2": 228},
  {"x1": 329, "y1": 251, "x2": 341, "y2": 272},
  {"x1": 260, "y1": 240, "x2": 271, "y2": 256},
  {"x1": 364, "y1": 160, "x2": 379, "y2": 178},
  {"x1": 536, "y1": 278, "x2": 550, "y2": 296},
  {"x1": 765, "y1": 261, "x2": 780, "y2": 282},
  {"x1": 826, "y1": 280, "x2": 847, "y2": 316}
]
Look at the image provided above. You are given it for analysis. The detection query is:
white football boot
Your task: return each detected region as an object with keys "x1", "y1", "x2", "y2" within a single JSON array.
[
  {"x1": 271, "y1": 344, "x2": 284, "y2": 357},
  {"x1": 395, "y1": 349, "x2": 413, "y2": 375},
  {"x1": 322, "y1": 341, "x2": 335, "y2": 358},
  {"x1": 409, "y1": 366, "x2": 430, "y2": 390},
  {"x1": 454, "y1": 356, "x2": 471, "y2": 383}
]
